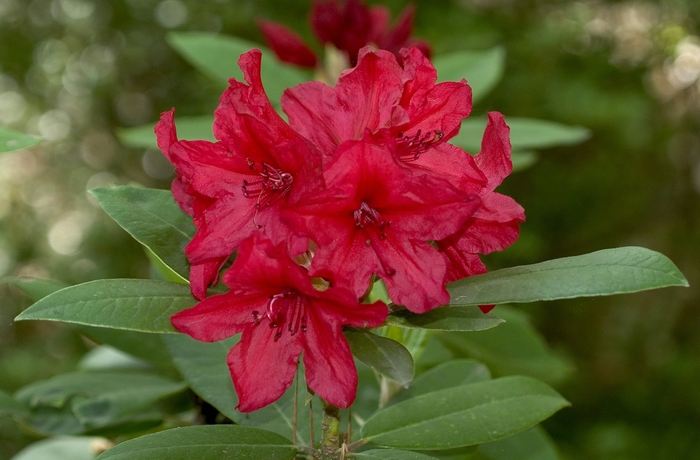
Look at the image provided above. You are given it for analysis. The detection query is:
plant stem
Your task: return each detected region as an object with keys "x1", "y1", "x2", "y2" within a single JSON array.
[{"x1": 320, "y1": 400, "x2": 341, "y2": 458}]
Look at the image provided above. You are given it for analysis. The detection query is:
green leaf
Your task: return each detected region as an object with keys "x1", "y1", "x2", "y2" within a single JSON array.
[
  {"x1": 433, "y1": 47, "x2": 505, "y2": 104},
  {"x1": 74, "y1": 326, "x2": 175, "y2": 368},
  {"x1": 167, "y1": 32, "x2": 309, "y2": 104},
  {"x1": 90, "y1": 186, "x2": 194, "y2": 281},
  {"x1": 78, "y1": 346, "x2": 152, "y2": 371},
  {"x1": 385, "y1": 306, "x2": 503, "y2": 332},
  {"x1": 354, "y1": 450, "x2": 441, "y2": 459},
  {"x1": 448, "y1": 247, "x2": 688, "y2": 306},
  {"x1": 453, "y1": 117, "x2": 590, "y2": 153},
  {"x1": 15, "y1": 279, "x2": 196, "y2": 333},
  {"x1": 345, "y1": 329, "x2": 414, "y2": 387},
  {"x1": 511, "y1": 151, "x2": 538, "y2": 172},
  {"x1": 0, "y1": 127, "x2": 41, "y2": 153},
  {"x1": 118, "y1": 115, "x2": 215, "y2": 149},
  {"x1": 393, "y1": 359, "x2": 491, "y2": 405},
  {"x1": 437, "y1": 306, "x2": 572, "y2": 384},
  {"x1": 162, "y1": 334, "x2": 243, "y2": 423},
  {"x1": 423, "y1": 446, "x2": 478, "y2": 460},
  {"x1": 15, "y1": 372, "x2": 187, "y2": 429},
  {"x1": 476, "y1": 426, "x2": 560, "y2": 460},
  {"x1": 10, "y1": 436, "x2": 108, "y2": 460},
  {"x1": 3, "y1": 277, "x2": 68, "y2": 301},
  {"x1": 361, "y1": 376, "x2": 570, "y2": 450},
  {"x1": 0, "y1": 389, "x2": 29, "y2": 418},
  {"x1": 95, "y1": 425, "x2": 296, "y2": 460}
]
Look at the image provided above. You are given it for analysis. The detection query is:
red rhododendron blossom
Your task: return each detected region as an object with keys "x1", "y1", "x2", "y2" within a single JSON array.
[
  {"x1": 156, "y1": 49, "x2": 323, "y2": 299},
  {"x1": 437, "y1": 112, "x2": 526, "y2": 312},
  {"x1": 171, "y1": 236, "x2": 387, "y2": 412},
  {"x1": 283, "y1": 47, "x2": 483, "y2": 190},
  {"x1": 258, "y1": 20, "x2": 318, "y2": 68},
  {"x1": 281, "y1": 46, "x2": 523, "y2": 312},
  {"x1": 259, "y1": 0, "x2": 430, "y2": 69},
  {"x1": 283, "y1": 137, "x2": 481, "y2": 313}
]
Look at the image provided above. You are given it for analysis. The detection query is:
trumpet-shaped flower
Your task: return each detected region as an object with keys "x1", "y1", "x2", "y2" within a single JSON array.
[
  {"x1": 156, "y1": 49, "x2": 323, "y2": 299},
  {"x1": 171, "y1": 236, "x2": 387, "y2": 412}
]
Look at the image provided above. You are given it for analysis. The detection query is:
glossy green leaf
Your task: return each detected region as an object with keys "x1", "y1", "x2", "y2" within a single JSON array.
[
  {"x1": 10, "y1": 436, "x2": 108, "y2": 460},
  {"x1": 393, "y1": 359, "x2": 491, "y2": 406},
  {"x1": 3, "y1": 277, "x2": 67, "y2": 301},
  {"x1": 345, "y1": 329, "x2": 414, "y2": 386},
  {"x1": 385, "y1": 306, "x2": 503, "y2": 332},
  {"x1": 475, "y1": 425, "x2": 560, "y2": 460},
  {"x1": 15, "y1": 371, "x2": 187, "y2": 429},
  {"x1": 354, "y1": 450, "x2": 441, "y2": 459},
  {"x1": 453, "y1": 117, "x2": 591, "y2": 153},
  {"x1": 163, "y1": 334, "x2": 243, "y2": 423},
  {"x1": 448, "y1": 247, "x2": 688, "y2": 306},
  {"x1": 433, "y1": 47, "x2": 505, "y2": 104},
  {"x1": 15, "y1": 279, "x2": 196, "y2": 333},
  {"x1": 361, "y1": 376, "x2": 570, "y2": 450},
  {"x1": 0, "y1": 389, "x2": 29, "y2": 418},
  {"x1": 0, "y1": 127, "x2": 41, "y2": 153},
  {"x1": 78, "y1": 346, "x2": 152, "y2": 371},
  {"x1": 95, "y1": 425, "x2": 296, "y2": 460},
  {"x1": 90, "y1": 186, "x2": 194, "y2": 281},
  {"x1": 118, "y1": 115, "x2": 214, "y2": 149},
  {"x1": 437, "y1": 306, "x2": 572, "y2": 384},
  {"x1": 423, "y1": 446, "x2": 479, "y2": 460},
  {"x1": 74, "y1": 326, "x2": 175, "y2": 368},
  {"x1": 167, "y1": 32, "x2": 309, "y2": 104}
]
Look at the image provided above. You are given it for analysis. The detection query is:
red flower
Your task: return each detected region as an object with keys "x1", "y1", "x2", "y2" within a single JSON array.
[
  {"x1": 258, "y1": 20, "x2": 318, "y2": 68},
  {"x1": 259, "y1": 0, "x2": 430, "y2": 69},
  {"x1": 283, "y1": 47, "x2": 477, "y2": 189},
  {"x1": 437, "y1": 112, "x2": 526, "y2": 313},
  {"x1": 283, "y1": 137, "x2": 480, "y2": 314},
  {"x1": 171, "y1": 236, "x2": 387, "y2": 412},
  {"x1": 281, "y1": 47, "x2": 523, "y2": 313},
  {"x1": 155, "y1": 49, "x2": 323, "y2": 299}
]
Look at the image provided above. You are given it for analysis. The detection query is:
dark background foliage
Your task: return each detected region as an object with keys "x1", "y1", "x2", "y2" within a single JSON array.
[{"x1": 0, "y1": 0, "x2": 698, "y2": 458}]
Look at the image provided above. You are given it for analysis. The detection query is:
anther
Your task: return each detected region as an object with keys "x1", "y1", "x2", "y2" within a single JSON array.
[{"x1": 396, "y1": 129, "x2": 444, "y2": 162}]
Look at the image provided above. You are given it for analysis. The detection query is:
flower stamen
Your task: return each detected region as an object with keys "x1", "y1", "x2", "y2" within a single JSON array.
[
  {"x1": 395, "y1": 129, "x2": 444, "y2": 162},
  {"x1": 353, "y1": 201, "x2": 395, "y2": 276},
  {"x1": 242, "y1": 159, "x2": 294, "y2": 228},
  {"x1": 264, "y1": 289, "x2": 308, "y2": 342}
]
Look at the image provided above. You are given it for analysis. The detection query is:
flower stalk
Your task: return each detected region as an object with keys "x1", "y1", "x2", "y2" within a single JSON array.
[{"x1": 320, "y1": 400, "x2": 341, "y2": 458}]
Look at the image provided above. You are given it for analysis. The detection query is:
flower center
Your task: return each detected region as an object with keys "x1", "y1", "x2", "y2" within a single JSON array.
[
  {"x1": 353, "y1": 201, "x2": 396, "y2": 276},
  {"x1": 251, "y1": 288, "x2": 308, "y2": 342},
  {"x1": 241, "y1": 159, "x2": 294, "y2": 228},
  {"x1": 395, "y1": 129, "x2": 444, "y2": 162},
  {"x1": 242, "y1": 159, "x2": 294, "y2": 208}
]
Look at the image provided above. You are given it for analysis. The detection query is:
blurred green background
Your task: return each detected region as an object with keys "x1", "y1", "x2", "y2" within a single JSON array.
[{"x1": 0, "y1": 0, "x2": 698, "y2": 458}]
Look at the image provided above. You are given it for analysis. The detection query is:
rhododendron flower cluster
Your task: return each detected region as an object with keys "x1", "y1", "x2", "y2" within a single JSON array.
[
  {"x1": 259, "y1": 0, "x2": 430, "y2": 69},
  {"x1": 156, "y1": 46, "x2": 524, "y2": 412}
]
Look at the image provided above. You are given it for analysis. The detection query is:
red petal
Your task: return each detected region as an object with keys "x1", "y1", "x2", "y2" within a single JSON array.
[
  {"x1": 283, "y1": 48, "x2": 403, "y2": 153},
  {"x1": 474, "y1": 112, "x2": 513, "y2": 191},
  {"x1": 258, "y1": 20, "x2": 318, "y2": 68},
  {"x1": 188, "y1": 258, "x2": 226, "y2": 300},
  {"x1": 228, "y1": 323, "x2": 303, "y2": 412},
  {"x1": 155, "y1": 108, "x2": 178, "y2": 153},
  {"x1": 302, "y1": 310, "x2": 358, "y2": 408},
  {"x1": 170, "y1": 292, "x2": 260, "y2": 341},
  {"x1": 375, "y1": 4, "x2": 415, "y2": 53}
]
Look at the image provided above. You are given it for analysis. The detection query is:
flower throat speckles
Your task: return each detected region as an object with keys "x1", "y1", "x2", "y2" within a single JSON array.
[{"x1": 353, "y1": 201, "x2": 396, "y2": 276}]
